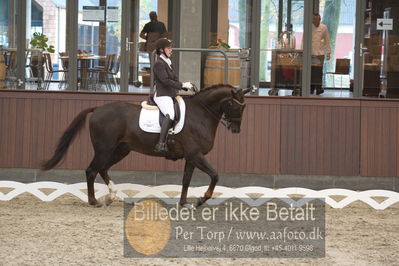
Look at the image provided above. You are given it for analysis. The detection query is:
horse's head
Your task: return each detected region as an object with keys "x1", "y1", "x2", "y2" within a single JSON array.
[{"x1": 222, "y1": 87, "x2": 251, "y2": 133}]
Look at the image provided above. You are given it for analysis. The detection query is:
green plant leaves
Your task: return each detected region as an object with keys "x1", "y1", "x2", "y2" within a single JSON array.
[
  {"x1": 30, "y1": 32, "x2": 55, "y2": 53},
  {"x1": 220, "y1": 42, "x2": 230, "y2": 49}
]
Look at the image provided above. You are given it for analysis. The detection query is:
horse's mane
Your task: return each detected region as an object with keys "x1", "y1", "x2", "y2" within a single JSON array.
[{"x1": 188, "y1": 84, "x2": 236, "y2": 99}]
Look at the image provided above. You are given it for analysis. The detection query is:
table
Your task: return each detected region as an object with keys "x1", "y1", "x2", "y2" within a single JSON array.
[{"x1": 60, "y1": 55, "x2": 106, "y2": 90}]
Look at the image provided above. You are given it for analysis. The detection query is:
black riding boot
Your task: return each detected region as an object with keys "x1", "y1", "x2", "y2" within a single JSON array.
[{"x1": 154, "y1": 115, "x2": 173, "y2": 153}]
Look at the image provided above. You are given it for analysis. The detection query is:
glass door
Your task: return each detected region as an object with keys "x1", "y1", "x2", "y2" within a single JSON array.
[
  {"x1": 25, "y1": 0, "x2": 67, "y2": 90},
  {"x1": 260, "y1": 0, "x2": 305, "y2": 96},
  {"x1": 1, "y1": 0, "x2": 126, "y2": 92},
  {"x1": 1, "y1": 0, "x2": 68, "y2": 90},
  {"x1": 361, "y1": 0, "x2": 399, "y2": 98},
  {"x1": 125, "y1": 0, "x2": 168, "y2": 93},
  {"x1": 0, "y1": 0, "x2": 18, "y2": 89},
  {"x1": 82, "y1": 0, "x2": 159, "y2": 93},
  {"x1": 308, "y1": 0, "x2": 356, "y2": 98},
  {"x1": 75, "y1": 0, "x2": 122, "y2": 91}
]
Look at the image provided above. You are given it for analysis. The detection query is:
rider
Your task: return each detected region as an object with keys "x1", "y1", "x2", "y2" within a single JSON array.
[{"x1": 153, "y1": 38, "x2": 197, "y2": 153}]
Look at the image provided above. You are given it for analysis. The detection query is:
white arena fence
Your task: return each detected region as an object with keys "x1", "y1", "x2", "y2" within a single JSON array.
[{"x1": 0, "y1": 181, "x2": 399, "y2": 210}]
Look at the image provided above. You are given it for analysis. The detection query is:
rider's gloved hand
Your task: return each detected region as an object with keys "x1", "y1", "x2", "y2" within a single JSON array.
[
  {"x1": 182, "y1": 82, "x2": 193, "y2": 91},
  {"x1": 182, "y1": 82, "x2": 199, "y2": 93}
]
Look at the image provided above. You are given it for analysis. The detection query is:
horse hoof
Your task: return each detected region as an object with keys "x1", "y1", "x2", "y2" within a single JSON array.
[
  {"x1": 89, "y1": 199, "x2": 100, "y2": 207},
  {"x1": 182, "y1": 203, "x2": 196, "y2": 210},
  {"x1": 105, "y1": 195, "x2": 113, "y2": 206},
  {"x1": 196, "y1": 198, "x2": 204, "y2": 208},
  {"x1": 92, "y1": 202, "x2": 104, "y2": 208},
  {"x1": 124, "y1": 199, "x2": 136, "y2": 206}
]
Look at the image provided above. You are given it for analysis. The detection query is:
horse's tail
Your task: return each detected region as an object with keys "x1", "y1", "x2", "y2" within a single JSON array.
[{"x1": 41, "y1": 107, "x2": 97, "y2": 171}]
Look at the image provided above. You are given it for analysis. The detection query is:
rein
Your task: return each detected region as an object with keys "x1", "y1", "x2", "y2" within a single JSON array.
[
  {"x1": 199, "y1": 98, "x2": 245, "y2": 128},
  {"x1": 199, "y1": 101, "x2": 228, "y2": 127}
]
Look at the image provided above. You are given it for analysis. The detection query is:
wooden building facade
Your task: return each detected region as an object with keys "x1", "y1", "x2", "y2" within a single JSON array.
[{"x1": 1, "y1": 90, "x2": 398, "y2": 177}]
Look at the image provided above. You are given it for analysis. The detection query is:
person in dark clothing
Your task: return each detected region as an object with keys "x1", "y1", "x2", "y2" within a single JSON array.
[
  {"x1": 152, "y1": 38, "x2": 198, "y2": 153},
  {"x1": 140, "y1": 11, "x2": 167, "y2": 55}
]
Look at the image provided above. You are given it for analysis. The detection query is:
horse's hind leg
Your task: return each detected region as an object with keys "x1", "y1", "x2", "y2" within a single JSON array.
[
  {"x1": 99, "y1": 170, "x2": 116, "y2": 206},
  {"x1": 99, "y1": 143, "x2": 131, "y2": 206},
  {"x1": 86, "y1": 159, "x2": 102, "y2": 207},
  {"x1": 86, "y1": 149, "x2": 115, "y2": 206}
]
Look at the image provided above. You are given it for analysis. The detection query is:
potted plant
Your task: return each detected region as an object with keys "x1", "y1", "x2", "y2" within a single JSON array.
[
  {"x1": 208, "y1": 38, "x2": 231, "y2": 50},
  {"x1": 217, "y1": 38, "x2": 231, "y2": 50},
  {"x1": 29, "y1": 32, "x2": 55, "y2": 77}
]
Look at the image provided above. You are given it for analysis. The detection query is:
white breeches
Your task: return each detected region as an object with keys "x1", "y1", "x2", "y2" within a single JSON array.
[{"x1": 154, "y1": 94, "x2": 175, "y2": 120}]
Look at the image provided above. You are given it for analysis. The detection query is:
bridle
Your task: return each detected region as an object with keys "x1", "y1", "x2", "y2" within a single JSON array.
[
  {"x1": 200, "y1": 97, "x2": 246, "y2": 128},
  {"x1": 223, "y1": 98, "x2": 246, "y2": 122}
]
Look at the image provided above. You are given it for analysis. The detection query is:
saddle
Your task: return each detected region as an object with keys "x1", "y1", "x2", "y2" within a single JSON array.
[
  {"x1": 139, "y1": 95, "x2": 186, "y2": 135},
  {"x1": 142, "y1": 95, "x2": 181, "y2": 128}
]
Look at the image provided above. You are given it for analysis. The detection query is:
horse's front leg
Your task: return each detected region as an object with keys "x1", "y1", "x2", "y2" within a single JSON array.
[
  {"x1": 190, "y1": 153, "x2": 219, "y2": 207},
  {"x1": 180, "y1": 161, "x2": 195, "y2": 209}
]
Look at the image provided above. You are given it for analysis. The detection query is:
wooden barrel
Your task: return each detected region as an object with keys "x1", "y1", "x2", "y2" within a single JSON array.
[
  {"x1": 203, "y1": 51, "x2": 240, "y2": 87},
  {"x1": 0, "y1": 55, "x2": 5, "y2": 89}
]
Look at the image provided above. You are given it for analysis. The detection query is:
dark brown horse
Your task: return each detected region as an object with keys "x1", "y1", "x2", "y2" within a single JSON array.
[{"x1": 41, "y1": 84, "x2": 251, "y2": 208}]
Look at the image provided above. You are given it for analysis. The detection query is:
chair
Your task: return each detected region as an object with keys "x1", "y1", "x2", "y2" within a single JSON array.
[
  {"x1": 87, "y1": 54, "x2": 116, "y2": 91},
  {"x1": 5, "y1": 51, "x2": 18, "y2": 86},
  {"x1": 58, "y1": 52, "x2": 70, "y2": 86},
  {"x1": 59, "y1": 52, "x2": 69, "y2": 71},
  {"x1": 26, "y1": 50, "x2": 44, "y2": 89},
  {"x1": 326, "y1": 59, "x2": 350, "y2": 91},
  {"x1": 43, "y1": 53, "x2": 68, "y2": 90},
  {"x1": 108, "y1": 55, "x2": 121, "y2": 91}
]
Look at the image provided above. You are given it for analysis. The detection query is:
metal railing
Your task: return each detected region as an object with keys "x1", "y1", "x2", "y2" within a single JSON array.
[{"x1": 150, "y1": 48, "x2": 229, "y2": 90}]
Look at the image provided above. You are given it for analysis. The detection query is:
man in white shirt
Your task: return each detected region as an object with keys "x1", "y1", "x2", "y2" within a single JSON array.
[{"x1": 311, "y1": 13, "x2": 331, "y2": 95}]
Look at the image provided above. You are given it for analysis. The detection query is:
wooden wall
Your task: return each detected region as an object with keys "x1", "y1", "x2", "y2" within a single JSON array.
[
  {"x1": 360, "y1": 100, "x2": 399, "y2": 177},
  {"x1": 1, "y1": 90, "x2": 399, "y2": 177},
  {"x1": 280, "y1": 99, "x2": 361, "y2": 176}
]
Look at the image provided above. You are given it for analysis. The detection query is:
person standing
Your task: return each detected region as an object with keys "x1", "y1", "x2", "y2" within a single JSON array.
[
  {"x1": 140, "y1": 11, "x2": 167, "y2": 58},
  {"x1": 311, "y1": 13, "x2": 331, "y2": 95}
]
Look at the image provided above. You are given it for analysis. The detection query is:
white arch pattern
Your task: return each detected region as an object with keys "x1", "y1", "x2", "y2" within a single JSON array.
[{"x1": 0, "y1": 181, "x2": 398, "y2": 210}]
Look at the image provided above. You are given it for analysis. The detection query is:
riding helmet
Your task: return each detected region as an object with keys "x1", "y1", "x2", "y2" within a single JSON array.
[{"x1": 156, "y1": 38, "x2": 172, "y2": 54}]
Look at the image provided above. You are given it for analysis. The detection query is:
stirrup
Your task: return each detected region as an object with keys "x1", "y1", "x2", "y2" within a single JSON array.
[{"x1": 154, "y1": 142, "x2": 167, "y2": 153}]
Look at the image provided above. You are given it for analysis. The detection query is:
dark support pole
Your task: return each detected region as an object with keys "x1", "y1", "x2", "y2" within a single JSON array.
[
  {"x1": 302, "y1": 0, "x2": 313, "y2": 96},
  {"x1": 16, "y1": 0, "x2": 26, "y2": 89},
  {"x1": 250, "y1": 0, "x2": 261, "y2": 90},
  {"x1": 314, "y1": 0, "x2": 320, "y2": 13},
  {"x1": 201, "y1": 0, "x2": 213, "y2": 49},
  {"x1": 168, "y1": 0, "x2": 181, "y2": 76},
  {"x1": 167, "y1": 0, "x2": 173, "y2": 33},
  {"x1": 211, "y1": 0, "x2": 218, "y2": 36},
  {"x1": 287, "y1": 0, "x2": 292, "y2": 31},
  {"x1": 278, "y1": 0, "x2": 283, "y2": 38},
  {"x1": 66, "y1": 0, "x2": 78, "y2": 90},
  {"x1": 133, "y1": 0, "x2": 140, "y2": 83},
  {"x1": 99, "y1": 0, "x2": 106, "y2": 56},
  {"x1": 120, "y1": 0, "x2": 133, "y2": 92},
  {"x1": 201, "y1": 0, "x2": 213, "y2": 88}
]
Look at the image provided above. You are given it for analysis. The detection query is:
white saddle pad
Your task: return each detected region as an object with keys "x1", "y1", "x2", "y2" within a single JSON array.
[{"x1": 139, "y1": 97, "x2": 186, "y2": 134}]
